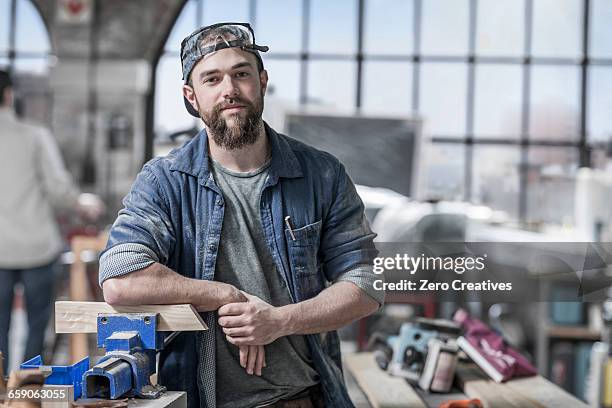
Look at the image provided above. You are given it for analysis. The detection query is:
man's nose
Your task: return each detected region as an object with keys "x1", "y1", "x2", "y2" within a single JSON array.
[{"x1": 221, "y1": 75, "x2": 239, "y2": 99}]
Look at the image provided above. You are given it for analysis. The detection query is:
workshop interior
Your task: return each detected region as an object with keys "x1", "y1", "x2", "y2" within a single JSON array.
[{"x1": 1, "y1": 0, "x2": 612, "y2": 407}]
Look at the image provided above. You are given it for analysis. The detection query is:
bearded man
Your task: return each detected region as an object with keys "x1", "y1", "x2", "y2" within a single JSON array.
[{"x1": 99, "y1": 22, "x2": 383, "y2": 408}]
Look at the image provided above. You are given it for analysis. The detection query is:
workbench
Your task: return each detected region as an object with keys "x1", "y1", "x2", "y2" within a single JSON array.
[
  {"x1": 344, "y1": 352, "x2": 589, "y2": 408},
  {"x1": 0, "y1": 391, "x2": 186, "y2": 408}
]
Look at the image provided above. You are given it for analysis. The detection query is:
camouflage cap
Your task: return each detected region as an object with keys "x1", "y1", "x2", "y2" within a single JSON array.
[{"x1": 180, "y1": 22, "x2": 269, "y2": 117}]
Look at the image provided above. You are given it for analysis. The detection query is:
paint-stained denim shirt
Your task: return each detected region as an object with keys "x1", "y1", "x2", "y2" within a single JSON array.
[{"x1": 99, "y1": 124, "x2": 378, "y2": 407}]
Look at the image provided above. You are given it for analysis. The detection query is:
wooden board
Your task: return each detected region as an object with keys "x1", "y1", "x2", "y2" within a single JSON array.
[
  {"x1": 506, "y1": 375, "x2": 589, "y2": 408},
  {"x1": 344, "y1": 353, "x2": 427, "y2": 408},
  {"x1": 456, "y1": 364, "x2": 588, "y2": 408},
  {"x1": 463, "y1": 380, "x2": 545, "y2": 407},
  {"x1": 69, "y1": 234, "x2": 108, "y2": 361},
  {"x1": 55, "y1": 301, "x2": 208, "y2": 333}
]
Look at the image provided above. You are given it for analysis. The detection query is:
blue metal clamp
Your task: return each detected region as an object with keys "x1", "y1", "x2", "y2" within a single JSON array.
[{"x1": 82, "y1": 313, "x2": 166, "y2": 399}]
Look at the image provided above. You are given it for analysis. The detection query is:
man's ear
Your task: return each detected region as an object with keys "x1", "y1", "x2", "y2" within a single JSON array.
[
  {"x1": 182, "y1": 84, "x2": 199, "y2": 112},
  {"x1": 259, "y1": 69, "x2": 269, "y2": 97}
]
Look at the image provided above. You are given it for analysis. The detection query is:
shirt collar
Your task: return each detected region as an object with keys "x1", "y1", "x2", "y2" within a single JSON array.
[{"x1": 168, "y1": 122, "x2": 303, "y2": 183}]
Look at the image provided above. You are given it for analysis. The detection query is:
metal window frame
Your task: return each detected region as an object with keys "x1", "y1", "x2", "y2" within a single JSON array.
[
  {"x1": 2, "y1": 0, "x2": 53, "y2": 126},
  {"x1": 158, "y1": 0, "x2": 612, "y2": 222}
]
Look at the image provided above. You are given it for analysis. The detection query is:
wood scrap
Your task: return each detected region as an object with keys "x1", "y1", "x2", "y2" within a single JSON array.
[
  {"x1": 506, "y1": 375, "x2": 589, "y2": 408},
  {"x1": 55, "y1": 302, "x2": 208, "y2": 333},
  {"x1": 455, "y1": 363, "x2": 588, "y2": 408},
  {"x1": 3, "y1": 368, "x2": 45, "y2": 408},
  {"x1": 69, "y1": 234, "x2": 108, "y2": 362},
  {"x1": 344, "y1": 352, "x2": 426, "y2": 408}
]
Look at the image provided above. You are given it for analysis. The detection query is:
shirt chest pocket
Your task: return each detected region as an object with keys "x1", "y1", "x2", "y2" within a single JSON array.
[{"x1": 284, "y1": 219, "x2": 324, "y2": 300}]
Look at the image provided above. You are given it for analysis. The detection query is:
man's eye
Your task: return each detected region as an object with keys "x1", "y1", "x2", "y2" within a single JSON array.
[
  {"x1": 203, "y1": 77, "x2": 219, "y2": 84},
  {"x1": 236, "y1": 72, "x2": 250, "y2": 78}
]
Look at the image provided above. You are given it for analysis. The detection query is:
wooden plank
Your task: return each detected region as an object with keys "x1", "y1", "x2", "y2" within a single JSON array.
[
  {"x1": 344, "y1": 353, "x2": 427, "y2": 408},
  {"x1": 456, "y1": 363, "x2": 588, "y2": 408},
  {"x1": 547, "y1": 325, "x2": 601, "y2": 341},
  {"x1": 55, "y1": 301, "x2": 208, "y2": 333},
  {"x1": 69, "y1": 244, "x2": 89, "y2": 360},
  {"x1": 69, "y1": 234, "x2": 108, "y2": 362},
  {"x1": 464, "y1": 380, "x2": 545, "y2": 408},
  {"x1": 506, "y1": 375, "x2": 589, "y2": 408}
]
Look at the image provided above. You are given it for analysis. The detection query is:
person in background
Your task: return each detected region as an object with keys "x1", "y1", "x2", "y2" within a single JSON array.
[{"x1": 0, "y1": 69, "x2": 104, "y2": 373}]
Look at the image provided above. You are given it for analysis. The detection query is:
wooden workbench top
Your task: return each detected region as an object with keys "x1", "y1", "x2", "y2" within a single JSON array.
[{"x1": 344, "y1": 352, "x2": 589, "y2": 408}]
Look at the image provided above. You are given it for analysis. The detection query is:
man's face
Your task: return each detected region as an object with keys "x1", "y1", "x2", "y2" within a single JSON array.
[{"x1": 182, "y1": 47, "x2": 268, "y2": 150}]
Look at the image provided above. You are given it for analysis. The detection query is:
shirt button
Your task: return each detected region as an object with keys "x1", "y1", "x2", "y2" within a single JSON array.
[
  {"x1": 216, "y1": 199, "x2": 224, "y2": 206},
  {"x1": 208, "y1": 244, "x2": 217, "y2": 251}
]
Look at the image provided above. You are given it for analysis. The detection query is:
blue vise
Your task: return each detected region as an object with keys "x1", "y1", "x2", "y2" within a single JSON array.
[{"x1": 82, "y1": 313, "x2": 167, "y2": 399}]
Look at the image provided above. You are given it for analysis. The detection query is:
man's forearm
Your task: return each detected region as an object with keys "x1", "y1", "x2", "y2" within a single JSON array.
[
  {"x1": 102, "y1": 262, "x2": 244, "y2": 311},
  {"x1": 279, "y1": 281, "x2": 379, "y2": 336}
]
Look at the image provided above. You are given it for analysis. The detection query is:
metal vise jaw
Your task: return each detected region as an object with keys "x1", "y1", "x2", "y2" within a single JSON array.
[{"x1": 83, "y1": 313, "x2": 167, "y2": 399}]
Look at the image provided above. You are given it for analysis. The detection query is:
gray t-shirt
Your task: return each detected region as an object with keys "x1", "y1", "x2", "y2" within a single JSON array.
[{"x1": 210, "y1": 158, "x2": 319, "y2": 408}]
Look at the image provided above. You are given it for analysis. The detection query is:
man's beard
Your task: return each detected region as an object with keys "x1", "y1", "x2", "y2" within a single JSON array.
[{"x1": 199, "y1": 96, "x2": 264, "y2": 150}]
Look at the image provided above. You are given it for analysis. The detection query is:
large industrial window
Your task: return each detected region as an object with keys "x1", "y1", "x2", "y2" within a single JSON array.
[
  {"x1": 0, "y1": 0, "x2": 52, "y2": 125},
  {"x1": 155, "y1": 0, "x2": 612, "y2": 225}
]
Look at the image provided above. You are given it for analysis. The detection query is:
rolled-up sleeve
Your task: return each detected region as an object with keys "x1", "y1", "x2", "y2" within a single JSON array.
[
  {"x1": 320, "y1": 162, "x2": 378, "y2": 282},
  {"x1": 99, "y1": 164, "x2": 175, "y2": 286},
  {"x1": 334, "y1": 264, "x2": 385, "y2": 305}
]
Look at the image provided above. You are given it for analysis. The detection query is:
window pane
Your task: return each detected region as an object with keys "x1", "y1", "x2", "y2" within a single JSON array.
[
  {"x1": 16, "y1": 0, "x2": 50, "y2": 54},
  {"x1": 307, "y1": 61, "x2": 356, "y2": 110},
  {"x1": 154, "y1": 54, "x2": 197, "y2": 135},
  {"x1": 13, "y1": 87, "x2": 50, "y2": 125},
  {"x1": 476, "y1": 0, "x2": 524, "y2": 57},
  {"x1": 14, "y1": 57, "x2": 50, "y2": 124},
  {"x1": 474, "y1": 65, "x2": 522, "y2": 138},
  {"x1": 15, "y1": 57, "x2": 48, "y2": 75},
  {"x1": 309, "y1": 0, "x2": 357, "y2": 54},
  {"x1": 362, "y1": 61, "x2": 412, "y2": 115},
  {"x1": 164, "y1": 0, "x2": 198, "y2": 53},
  {"x1": 256, "y1": 0, "x2": 301, "y2": 54},
  {"x1": 364, "y1": 0, "x2": 414, "y2": 55},
  {"x1": 588, "y1": 67, "x2": 612, "y2": 143},
  {"x1": 0, "y1": 0, "x2": 9, "y2": 52},
  {"x1": 532, "y1": 0, "x2": 582, "y2": 58},
  {"x1": 529, "y1": 66, "x2": 580, "y2": 141},
  {"x1": 201, "y1": 0, "x2": 250, "y2": 26},
  {"x1": 419, "y1": 63, "x2": 467, "y2": 136},
  {"x1": 591, "y1": 0, "x2": 612, "y2": 59},
  {"x1": 421, "y1": 0, "x2": 469, "y2": 56},
  {"x1": 263, "y1": 59, "x2": 300, "y2": 130},
  {"x1": 526, "y1": 147, "x2": 577, "y2": 225},
  {"x1": 472, "y1": 146, "x2": 520, "y2": 219},
  {"x1": 264, "y1": 59, "x2": 300, "y2": 103},
  {"x1": 423, "y1": 142, "x2": 465, "y2": 201}
]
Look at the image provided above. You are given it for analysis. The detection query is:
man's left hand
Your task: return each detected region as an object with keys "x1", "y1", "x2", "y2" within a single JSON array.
[{"x1": 218, "y1": 292, "x2": 290, "y2": 346}]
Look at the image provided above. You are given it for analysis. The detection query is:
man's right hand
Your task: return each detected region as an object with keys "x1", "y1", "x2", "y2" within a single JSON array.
[
  {"x1": 239, "y1": 345, "x2": 265, "y2": 376},
  {"x1": 214, "y1": 286, "x2": 264, "y2": 376}
]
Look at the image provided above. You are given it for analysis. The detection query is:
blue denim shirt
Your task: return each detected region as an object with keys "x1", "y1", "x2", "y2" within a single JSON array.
[{"x1": 101, "y1": 124, "x2": 378, "y2": 407}]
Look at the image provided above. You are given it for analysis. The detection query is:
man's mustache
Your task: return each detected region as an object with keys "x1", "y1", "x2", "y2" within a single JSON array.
[{"x1": 214, "y1": 98, "x2": 252, "y2": 113}]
